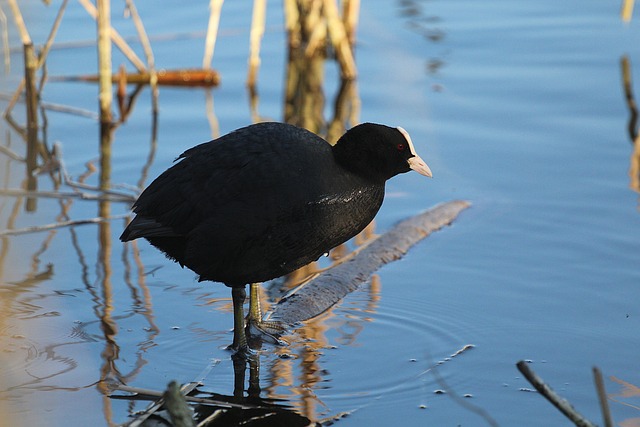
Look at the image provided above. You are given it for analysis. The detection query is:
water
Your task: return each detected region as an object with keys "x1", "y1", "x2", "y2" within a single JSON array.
[{"x1": 1, "y1": 0, "x2": 639, "y2": 426}]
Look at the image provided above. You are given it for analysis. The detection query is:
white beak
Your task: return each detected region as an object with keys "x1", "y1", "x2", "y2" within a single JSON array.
[{"x1": 408, "y1": 155, "x2": 433, "y2": 177}]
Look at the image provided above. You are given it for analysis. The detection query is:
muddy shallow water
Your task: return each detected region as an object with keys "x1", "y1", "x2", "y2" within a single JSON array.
[{"x1": 1, "y1": 1, "x2": 640, "y2": 426}]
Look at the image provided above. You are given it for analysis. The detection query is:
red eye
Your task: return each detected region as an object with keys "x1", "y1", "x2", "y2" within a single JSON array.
[{"x1": 397, "y1": 143, "x2": 405, "y2": 151}]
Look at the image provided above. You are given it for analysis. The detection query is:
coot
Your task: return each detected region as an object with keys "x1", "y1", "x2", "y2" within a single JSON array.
[{"x1": 120, "y1": 122, "x2": 432, "y2": 353}]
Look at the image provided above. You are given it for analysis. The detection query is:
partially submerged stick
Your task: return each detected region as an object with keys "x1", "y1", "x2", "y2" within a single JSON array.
[
  {"x1": 592, "y1": 367, "x2": 613, "y2": 427},
  {"x1": 516, "y1": 361, "x2": 598, "y2": 427},
  {"x1": 267, "y1": 200, "x2": 470, "y2": 324}
]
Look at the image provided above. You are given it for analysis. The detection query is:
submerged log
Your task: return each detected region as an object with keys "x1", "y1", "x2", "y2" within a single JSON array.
[
  {"x1": 58, "y1": 68, "x2": 221, "y2": 87},
  {"x1": 267, "y1": 200, "x2": 471, "y2": 325}
]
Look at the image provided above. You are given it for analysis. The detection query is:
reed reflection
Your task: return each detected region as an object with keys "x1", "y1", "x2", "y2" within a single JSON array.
[
  {"x1": 112, "y1": 271, "x2": 380, "y2": 426},
  {"x1": 621, "y1": 55, "x2": 640, "y2": 200},
  {"x1": 1, "y1": 1, "x2": 386, "y2": 424},
  {"x1": 223, "y1": 2, "x2": 377, "y2": 423},
  {"x1": 0, "y1": 34, "x2": 162, "y2": 426}
]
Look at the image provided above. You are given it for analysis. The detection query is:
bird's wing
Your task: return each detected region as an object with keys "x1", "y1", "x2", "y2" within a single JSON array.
[{"x1": 122, "y1": 124, "x2": 332, "y2": 241}]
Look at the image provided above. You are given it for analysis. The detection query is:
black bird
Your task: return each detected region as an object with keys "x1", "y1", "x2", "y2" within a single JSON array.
[{"x1": 120, "y1": 122, "x2": 432, "y2": 353}]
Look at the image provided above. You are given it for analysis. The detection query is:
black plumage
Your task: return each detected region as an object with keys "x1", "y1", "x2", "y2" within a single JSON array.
[{"x1": 120, "y1": 122, "x2": 431, "y2": 352}]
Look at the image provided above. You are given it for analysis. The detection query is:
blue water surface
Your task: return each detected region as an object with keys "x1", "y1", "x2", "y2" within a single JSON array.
[{"x1": 0, "y1": 1, "x2": 639, "y2": 426}]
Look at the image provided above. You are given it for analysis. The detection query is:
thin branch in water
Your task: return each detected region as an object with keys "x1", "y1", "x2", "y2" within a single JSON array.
[
  {"x1": 38, "y1": 0, "x2": 69, "y2": 70},
  {"x1": 0, "y1": 188, "x2": 135, "y2": 203},
  {"x1": 0, "y1": 144, "x2": 24, "y2": 161},
  {"x1": 592, "y1": 366, "x2": 614, "y2": 427},
  {"x1": 135, "y1": 104, "x2": 159, "y2": 189},
  {"x1": 111, "y1": 384, "x2": 270, "y2": 411},
  {"x1": 0, "y1": 214, "x2": 129, "y2": 237},
  {"x1": 3, "y1": 0, "x2": 29, "y2": 120},
  {"x1": 40, "y1": 100, "x2": 100, "y2": 120},
  {"x1": 516, "y1": 361, "x2": 598, "y2": 427},
  {"x1": 60, "y1": 162, "x2": 138, "y2": 199},
  {"x1": 123, "y1": 0, "x2": 159, "y2": 113},
  {"x1": 76, "y1": 0, "x2": 147, "y2": 73},
  {"x1": 3, "y1": 0, "x2": 66, "y2": 120},
  {"x1": 0, "y1": 6, "x2": 10, "y2": 74},
  {"x1": 123, "y1": 0, "x2": 155, "y2": 70},
  {"x1": 6, "y1": 0, "x2": 30, "y2": 45}
]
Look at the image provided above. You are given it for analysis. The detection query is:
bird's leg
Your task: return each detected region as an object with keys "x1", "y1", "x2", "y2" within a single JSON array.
[
  {"x1": 246, "y1": 283, "x2": 288, "y2": 344},
  {"x1": 248, "y1": 282, "x2": 263, "y2": 322},
  {"x1": 230, "y1": 286, "x2": 249, "y2": 353}
]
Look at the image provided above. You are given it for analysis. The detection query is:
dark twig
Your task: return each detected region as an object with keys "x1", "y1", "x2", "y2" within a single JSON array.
[
  {"x1": 113, "y1": 384, "x2": 269, "y2": 411},
  {"x1": 592, "y1": 367, "x2": 614, "y2": 427},
  {"x1": 516, "y1": 361, "x2": 598, "y2": 427}
]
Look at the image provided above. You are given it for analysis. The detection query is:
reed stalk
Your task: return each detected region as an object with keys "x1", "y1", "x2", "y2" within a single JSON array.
[{"x1": 203, "y1": 0, "x2": 224, "y2": 69}]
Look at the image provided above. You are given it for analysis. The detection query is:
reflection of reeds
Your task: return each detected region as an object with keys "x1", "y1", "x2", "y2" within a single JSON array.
[
  {"x1": 622, "y1": 0, "x2": 635, "y2": 22},
  {"x1": 247, "y1": 0, "x2": 266, "y2": 88},
  {"x1": 620, "y1": 56, "x2": 640, "y2": 197},
  {"x1": 24, "y1": 43, "x2": 38, "y2": 211},
  {"x1": 77, "y1": 0, "x2": 146, "y2": 72},
  {"x1": 0, "y1": 3, "x2": 417, "y2": 425},
  {"x1": 97, "y1": 0, "x2": 113, "y2": 128}
]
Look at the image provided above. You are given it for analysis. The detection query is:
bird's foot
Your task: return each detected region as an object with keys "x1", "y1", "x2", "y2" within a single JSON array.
[
  {"x1": 226, "y1": 341, "x2": 257, "y2": 358},
  {"x1": 247, "y1": 318, "x2": 289, "y2": 346}
]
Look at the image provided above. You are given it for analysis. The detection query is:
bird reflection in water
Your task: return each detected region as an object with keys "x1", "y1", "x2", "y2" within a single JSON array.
[{"x1": 111, "y1": 238, "x2": 382, "y2": 426}]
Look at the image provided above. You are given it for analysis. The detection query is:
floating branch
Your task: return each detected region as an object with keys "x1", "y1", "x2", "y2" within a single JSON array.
[
  {"x1": 268, "y1": 200, "x2": 471, "y2": 324},
  {"x1": 55, "y1": 68, "x2": 220, "y2": 87}
]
